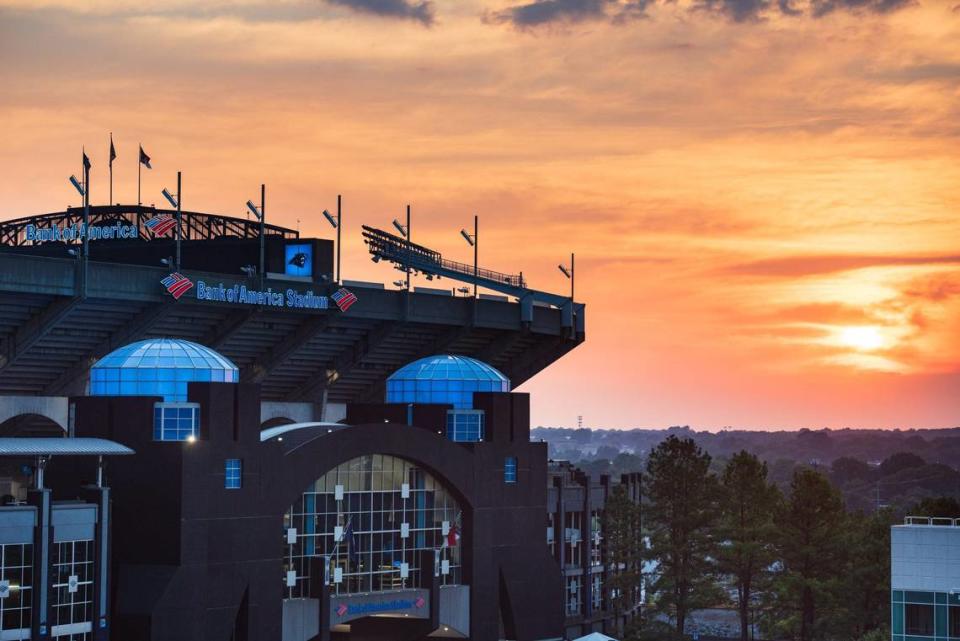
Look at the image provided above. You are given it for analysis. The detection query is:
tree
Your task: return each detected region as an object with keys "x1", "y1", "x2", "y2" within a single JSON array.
[
  {"x1": 879, "y1": 452, "x2": 925, "y2": 476},
  {"x1": 769, "y1": 468, "x2": 848, "y2": 641},
  {"x1": 645, "y1": 436, "x2": 721, "y2": 638},
  {"x1": 911, "y1": 495, "x2": 960, "y2": 518},
  {"x1": 830, "y1": 457, "x2": 874, "y2": 486},
  {"x1": 605, "y1": 483, "x2": 642, "y2": 638},
  {"x1": 717, "y1": 451, "x2": 781, "y2": 641},
  {"x1": 843, "y1": 509, "x2": 895, "y2": 637}
]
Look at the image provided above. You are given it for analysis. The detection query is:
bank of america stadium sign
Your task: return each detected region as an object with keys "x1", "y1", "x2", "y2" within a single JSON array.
[
  {"x1": 24, "y1": 215, "x2": 176, "y2": 242},
  {"x1": 161, "y1": 273, "x2": 356, "y2": 312}
]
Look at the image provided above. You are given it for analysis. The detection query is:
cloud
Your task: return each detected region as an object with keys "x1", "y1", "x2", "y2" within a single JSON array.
[
  {"x1": 487, "y1": 0, "x2": 651, "y2": 27},
  {"x1": 725, "y1": 254, "x2": 960, "y2": 277},
  {"x1": 695, "y1": 0, "x2": 772, "y2": 22},
  {"x1": 810, "y1": 0, "x2": 914, "y2": 17},
  {"x1": 324, "y1": 0, "x2": 434, "y2": 25}
]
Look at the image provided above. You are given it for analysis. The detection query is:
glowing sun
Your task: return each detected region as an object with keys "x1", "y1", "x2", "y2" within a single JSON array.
[{"x1": 838, "y1": 326, "x2": 886, "y2": 351}]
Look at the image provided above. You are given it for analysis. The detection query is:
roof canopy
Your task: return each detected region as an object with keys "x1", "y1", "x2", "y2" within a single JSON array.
[{"x1": 0, "y1": 437, "x2": 135, "y2": 457}]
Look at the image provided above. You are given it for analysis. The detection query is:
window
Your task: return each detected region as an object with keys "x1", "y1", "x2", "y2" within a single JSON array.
[
  {"x1": 591, "y1": 572, "x2": 603, "y2": 611},
  {"x1": 565, "y1": 574, "x2": 582, "y2": 616},
  {"x1": 905, "y1": 603, "x2": 934, "y2": 636},
  {"x1": 283, "y1": 455, "x2": 462, "y2": 598},
  {"x1": 153, "y1": 403, "x2": 200, "y2": 441},
  {"x1": 446, "y1": 410, "x2": 485, "y2": 442},
  {"x1": 0, "y1": 543, "x2": 33, "y2": 636},
  {"x1": 225, "y1": 459, "x2": 242, "y2": 490},
  {"x1": 504, "y1": 457, "x2": 517, "y2": 484},
  {"x1": 564, "y1": 511, "x2": 582, "y2": 568},
  {"x1": 51, "y1": 539, "x2": 93, "y2": 638},
  {"x1": 951, "y1": 605, "x2": 960, "y2": 637}
]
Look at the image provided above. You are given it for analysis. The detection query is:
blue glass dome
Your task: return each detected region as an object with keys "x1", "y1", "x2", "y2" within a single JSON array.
[
  {"x1": 385, "y1": 355, "x2": 510, "y2": 409},
  {"x1": 89, "y1": 338, "x2": 239, "y2": 402}
]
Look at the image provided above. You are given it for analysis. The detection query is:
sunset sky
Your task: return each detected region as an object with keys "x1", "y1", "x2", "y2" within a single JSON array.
[{"x1": 1, "y1": 0, "x2": 958, "y2": 430}]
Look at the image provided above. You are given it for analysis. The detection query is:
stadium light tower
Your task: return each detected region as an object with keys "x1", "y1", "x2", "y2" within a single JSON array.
[
  {"x1": 459, "y1": 215, "x2": 478, "y2": 299},
  {"x1": 246, "y1": 185, "x2": 265, "y2": 287},
  {"x1": 391, "y1": 206, "x2": 411, "y2": 291},
  {"x1": 558, "y1": 253, "x2": 574, "y2": 302},
  {"x1": 161, "y1": 171, "x2": 182, "y2": 270},
  {"x1": 322, "y1": 194, "x2": 342, "y2": 284}
]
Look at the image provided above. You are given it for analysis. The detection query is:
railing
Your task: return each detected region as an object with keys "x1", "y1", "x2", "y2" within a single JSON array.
[
  {"x1": 903, "y1": 516, "x2": 960, "y2": 526},
  {"x1": 0, "y1": 205, "x2": 298, "y2": 246}
]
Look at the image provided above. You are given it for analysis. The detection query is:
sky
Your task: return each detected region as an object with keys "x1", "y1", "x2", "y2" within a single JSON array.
[{"x1": 0, "y1": 0, "x2": 958, "y2": 430}]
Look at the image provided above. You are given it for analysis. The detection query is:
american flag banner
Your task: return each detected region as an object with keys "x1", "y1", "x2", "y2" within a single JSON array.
[
  {"x1": 331, "y1": 288, "x2": 358, "y2": 312},
  {"x1": 161, "y1": 273, "x2": 194, "y2": 300},
  {"x1": 145, "y1": 214, "x2": 177, "y2": 237}
]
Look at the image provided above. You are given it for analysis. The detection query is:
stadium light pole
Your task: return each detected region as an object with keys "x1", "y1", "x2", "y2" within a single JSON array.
[
  {"x1": 246, "y1": 185, "x2": 265, "y2": 287},
  {"x1": 322, "y1": 194, "x2": 342, "y2": 284},
  {"x1": 69, "y1": 158, "x2": 89, "y2": 296},
  {"x1": 459, "y1": 215, "x2": 478, "y2": 299},
  {"x1": 161, "y1": 172, "x2": 182, "y2": 270},
  {"x1": 392, "y1": 207, "x2": 411, "y2": 292},
  {"x1": 559, "y1": 253, "x2": 574, "y2": 302}
]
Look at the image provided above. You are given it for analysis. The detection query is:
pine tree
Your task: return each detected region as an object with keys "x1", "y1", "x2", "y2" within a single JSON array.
[
  {"x1": 605, "y1": 483, "x2": 643, "y2": 637},
  {"x1": 717, "y1": 451, "x2": 781, "y2": 641},
  {"x1": 645, "y1": 435, "x2": 721, "y2": 638}
]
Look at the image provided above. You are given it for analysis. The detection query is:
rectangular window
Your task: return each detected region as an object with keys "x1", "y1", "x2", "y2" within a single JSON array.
[
  {"x1": 951, "y1": 605, "x2": 960, "y2": 637},
  {"x1": 566, "y1": 574, "x2": 582, "y2": 616},
  {"x1": 504, "y1": 457, "x2": 517, "y2": 484},
  {"x1": 905, "y1": 603, "x2": 934, "y2": 636},
  {"x1": 225, "y1": 459, "x2": 242, "y2": 490},
  {"x1": 153, "y1": 402, "x2": 200, "y2": 441},
  {"x1": 445, "y1": 410, "x2": 485, "y2": 443}
]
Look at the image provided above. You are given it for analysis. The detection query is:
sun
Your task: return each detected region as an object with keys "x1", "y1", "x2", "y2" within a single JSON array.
[{"x1": 838, "y1": 326, "x2": 886, "y2": 351}]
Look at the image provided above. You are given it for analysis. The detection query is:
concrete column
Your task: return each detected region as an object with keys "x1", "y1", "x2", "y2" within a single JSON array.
[{"x1": 28, "y1": 488, "x2": 52, "y2": 640}]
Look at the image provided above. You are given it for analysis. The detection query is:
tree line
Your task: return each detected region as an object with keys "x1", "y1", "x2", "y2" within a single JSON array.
[{"x1": 602, "y1": 435, "x2": 950, "y2": 641}]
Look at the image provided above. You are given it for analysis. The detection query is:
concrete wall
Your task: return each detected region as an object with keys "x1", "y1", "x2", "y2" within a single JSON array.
[
  {"x1": 0, "y1": 395, "x2": 68, "y2": 431},
  {"x1": 891, "y1": 525, "x2": 960, "y2": 592}
]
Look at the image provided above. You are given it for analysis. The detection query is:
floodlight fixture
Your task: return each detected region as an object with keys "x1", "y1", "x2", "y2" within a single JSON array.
[
  {"x1": 160, "y1": 257, "x2": 173, "y2": 267},
  {"x1": 67, "y1": 249, "x2": 79, "y2": 258},
  {"x1": 240, "y1": 265, "x2": 257, "y2": 277},
  {"x1": 161, "y1": 187, "x2": 179, "y2": 209},
  {"x1": 558, "y1": 264, "x2": 572, "y2": 279},
  {"x1": 457, "y1": 287, "x2": 470, "y2": 295},
  {"x1": 392, "y1": 218, "x2": 408, "y2": 237},
  {"x1": 425, "y1": 274, "x2": 434, "y2": 281},
  {"x1": 460, "y1": 229, "x2": 475, "y2": 246},
  {"x1": 322, "y1": 209, "x2": 338, "y2": 229},
  {"x1": 371, "y1": 255, "x2": 381, "y2": 263},
  {"x1": 246, "y1": 200, "x2": 262, "y2": 220},
  {"x1": 393, "y1": 280, "x2": 405, "y2": 288},
  {"x1": 69, "y1": 175, "x2": 85, "y2": 197}
]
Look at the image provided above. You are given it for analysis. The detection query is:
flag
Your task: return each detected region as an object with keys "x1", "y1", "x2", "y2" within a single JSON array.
[
  {"x1": 109, "y1": 135, "x2": 116, "y2": 167},
  {"x1": 139, "y1": 145, "x2": 152, "y2": 169},
  {"x1": 160, "y1": 273, "x2": 193, "y2": 300},
  {"x1": 82, "y1": 151, "x2": 91, "y2": 171},
  {"x1": 331, "y1": 288, "x2": 358, "y2": 312},
  {"x1": 344, "y1": 519, "x2": 360, "y2": 568},
  {"x1": 445, "y1": 523, "x2": 460, "y2": 549},
  {"x1": 145, "y1": 214, "x2": 177, "y2": 237}
]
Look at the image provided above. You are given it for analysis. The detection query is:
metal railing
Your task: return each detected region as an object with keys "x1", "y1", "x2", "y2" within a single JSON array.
[{"x1": 903, "y1": 516, "x2": 960, "y2": 526}]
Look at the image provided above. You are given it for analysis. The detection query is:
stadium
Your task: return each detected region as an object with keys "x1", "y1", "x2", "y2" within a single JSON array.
[{"x1": 0, "y1": 200, "x2": 639, "y2": 641}]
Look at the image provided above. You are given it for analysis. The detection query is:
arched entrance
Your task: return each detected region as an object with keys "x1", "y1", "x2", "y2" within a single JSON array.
[{"x1": 282, "y1": 454, "x2": 464, "y2": 641}]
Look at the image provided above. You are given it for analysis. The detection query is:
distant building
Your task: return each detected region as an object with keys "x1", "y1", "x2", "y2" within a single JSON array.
[
  {"x1": 547, "y1": 461, "x2": 642, "y2": 639},
  {"x1": 890, "y1": 516, "x2": 960, "y2": 640}
]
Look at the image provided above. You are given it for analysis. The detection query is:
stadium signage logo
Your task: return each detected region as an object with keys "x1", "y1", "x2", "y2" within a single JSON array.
[
  {"x1": 25, "y1": 222, "x2": 138, "y2": 242},
  {"x1": 335, "y1": 596, "x2": 425, "y2": 618},
  {"x1": 161, "y1": 273, "x2": 357, "y2": 312}
]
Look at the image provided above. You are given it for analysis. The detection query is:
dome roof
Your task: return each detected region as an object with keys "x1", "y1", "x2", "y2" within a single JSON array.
[
  {"x1": 386, "y1": 355, "x2": 510, "y2": 409},
  {"x1": 89, "y1": 338, "x2": 238, "y2": 402}
]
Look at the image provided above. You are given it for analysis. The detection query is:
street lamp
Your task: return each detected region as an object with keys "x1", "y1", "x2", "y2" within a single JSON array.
[
  {"x1": 322, "y1": 194, "x2": 342, "y2": 284},
  {"x1": 246, "y1": 185, "x2": 265, "y2": 286},
  {"x1": 459, "y1": 215, "x2": 478, "y2": 299},
  {"x1": 161, "y1": 171, "x2": 182, "y2": 270}
]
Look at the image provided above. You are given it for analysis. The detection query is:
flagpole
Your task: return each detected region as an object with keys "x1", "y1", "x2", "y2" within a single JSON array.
[
  {"x1": 137, "y1": 143, "x2": 141, "y2": 207},
  {"x1": 176, "y1": 171, "x2": 182, "y2": 271},
  {"x1": 259, "y1": 183, "x2": 265, "y2": 289},
  {"x1": 109, "y1": 133, "x2": 113, "y2": 206},
  {"x1": 83, "y1": 148, "x2": 90, "y2": 298}
]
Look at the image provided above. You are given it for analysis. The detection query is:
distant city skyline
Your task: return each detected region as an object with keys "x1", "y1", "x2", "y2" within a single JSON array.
[{"x1": 1, "y1": 0, "x2": 958, "y2": 429}]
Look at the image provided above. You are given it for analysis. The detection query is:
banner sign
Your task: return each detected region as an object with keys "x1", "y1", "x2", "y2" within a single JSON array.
[{"x1": 330, "y1": 589, "x2": 428, "y2": 626}]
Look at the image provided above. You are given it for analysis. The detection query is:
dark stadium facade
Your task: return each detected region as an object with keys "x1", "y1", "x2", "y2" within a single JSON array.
[{"x1": 0, "y1": 204, "x2": 640, "y2": 641}]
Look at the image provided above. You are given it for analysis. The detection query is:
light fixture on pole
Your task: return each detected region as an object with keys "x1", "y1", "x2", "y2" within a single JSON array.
[
  {"x1": 246, "y1": 186, "x2": 265, "y2": 286},
  {"x1": 558, "y1": 253, "x2": 575, "y2": 302},
  {"x1": 393, "y1": 206, "x2": 411, "y2": 292},
  {"x1": 322, "y1": 194, "x2": 342, "y2": 284},
  {"x1": 161, "y1": 172, "x2": 183, "y2": 270},
  {"x1": 459, "y1": 215, "x2": 478, "y2": 299},
  {"x1": 392, "y1": 218, "x2": 408, "y2": 238},
  {"x1": 69, "y1": 175, "x2": 85, "y2": 198}
]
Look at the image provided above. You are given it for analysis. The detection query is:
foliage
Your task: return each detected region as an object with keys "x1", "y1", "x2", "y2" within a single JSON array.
[
  {"x1": 843, "y1": 509, "x2": 895, "y2": 637},
  {"x1": 605, "y1": 483, "x2": 643, "y2": 636},
  {"x1": 645, "y1": 435, "x2": 723, "y2": 637},
  {"x1": 766, "y1": 468, "x2": 848, "y2": 641},
  {"x1": 879, "y1": 451, "x2": 926, "y2": 476},
  {"x1": 717, "y1": 451, "x2": 781, "y2": 641},
  {"x1": 911, "y1": 495, "x2": 960, "y2": 518}
]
